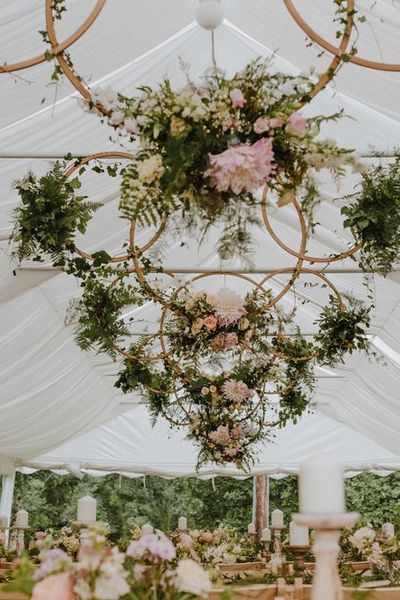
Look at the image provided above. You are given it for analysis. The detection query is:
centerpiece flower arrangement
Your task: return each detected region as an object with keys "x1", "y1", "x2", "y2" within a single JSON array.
[{"x1": 5, "y1": 525, "x2": 212, "y2": 600}]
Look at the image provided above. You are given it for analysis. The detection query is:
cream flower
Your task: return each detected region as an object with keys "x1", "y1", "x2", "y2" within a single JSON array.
[
  {"x1": 211, "y1": 289, "x2": 247, "y2": 326},
  {"x1": 175, "y1": 559, "x2": 212, "y2": 598}
]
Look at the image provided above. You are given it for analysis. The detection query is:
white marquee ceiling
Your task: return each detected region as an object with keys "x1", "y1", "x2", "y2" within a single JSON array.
[{"x1": 1, "y1": 0, "x2": 400, "y2": 477}]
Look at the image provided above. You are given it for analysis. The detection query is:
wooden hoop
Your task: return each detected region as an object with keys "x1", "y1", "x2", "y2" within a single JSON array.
[
  {"x1": 63, "y1": 151, "x2": 133, "y2": 263},
  {"x1": 261, "y1": 186, "x2": 362, "y2": 264},
  {"x1": 284, "y1": 0, "x2": 400, "y2": 72},
  {"x1": 1, "y1": 1, "x2": 106, "y2": 73}
]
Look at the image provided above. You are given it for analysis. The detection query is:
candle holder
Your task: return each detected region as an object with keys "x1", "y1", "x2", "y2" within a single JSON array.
[
  {"x1": 287, "y1": 545, "x2": 311, "y2": 572},
  {"x1": 293, "y1": 512, "x2": 358, "y2": 600},
  {"x1": 71, "y1": 520, "x2": 96, "y2": 546},
  {"x1": 15, "y1": 525, "x2": 29, "y2": 556},
  {"x1": 270, "y1": 525, "x2": 285, "y2": 566}
]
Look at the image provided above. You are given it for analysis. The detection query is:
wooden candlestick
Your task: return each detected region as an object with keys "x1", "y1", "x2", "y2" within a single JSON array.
[
  {"x1": 293, "y1": 513, "x2": 358, "y2": 600},
  {"x1": 287, "y1": 545, "x2": 311, "y2": 572}
]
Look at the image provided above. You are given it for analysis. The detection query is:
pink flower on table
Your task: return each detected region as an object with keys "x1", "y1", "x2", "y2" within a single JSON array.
[
  {"x1": 127, "y1": 533, "x2": 176, "y2": 561},
  {"x1": 32, "y1": 573, "x2": 73, "y2": 600},
  {"x1": 230, "y1": 88, "x2": 246, "y2": 108},
  {"x1": 205, "y1": 138, "x2": 275, "y2": 194},
  {"x1": 224, "y1": 332, "x2": 239, "y2": 348},
  {"x1": 287, "y1": 112, "x2": 308, "y2": 136},
  {"x1": 222, "y1": 379, "x2": 253, "y2": 403},
  {"x1": 203, "y1": 315, "x2": 218, "y2": 330},
  {"x1": 180, "y1": 533, "x2": 194, "y2": 548}
]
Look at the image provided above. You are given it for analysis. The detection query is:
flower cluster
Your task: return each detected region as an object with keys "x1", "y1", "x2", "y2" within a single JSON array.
[
  {"x1": 9, "y1": 525, "x2": 212, "y2": 600},
  {"x1": 80, "y1": 59, "x2": 361, "y2": 259},
  {"x1": 342, "y1": 523, "x2": 400, "y2": 579}
]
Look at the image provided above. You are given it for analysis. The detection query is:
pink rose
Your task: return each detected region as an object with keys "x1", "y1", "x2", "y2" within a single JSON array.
[
  {"x1": 268, "y1": 118, "x2": 285, "y2": 129},
  {"x1": 224, "y1": 332, "x2": 239, "y2": 348},
  {"x1": 230, "y1": 88, "x2": 246, "y2": 108},
  {"x1": 203, "y1": 315, "x2": 218, "y2": 330},
  {"x1": 287, "y1": 112, "x2": 307, "y2": 136},
  {"x1": 253, "y1": 117, "x2": 270, "y2": 134},
  {"x1": 32, "y1": 573, "x2": 73, "y2": 600}
]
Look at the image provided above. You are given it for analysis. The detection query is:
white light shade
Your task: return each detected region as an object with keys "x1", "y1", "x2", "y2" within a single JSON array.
[
  {"x1": 178, "y1": 516, "x2": 187, "y2": 531},
  {"x1": 77, "y1": 496, "x2": 97, "y2": 522},
  {"x1": 289, "y1": 521, "x2": 309, "y2": 546},
  {"x1": 299, "y1": 455, "x2": 344, "y2": 515},
  {"x1": 15, "y1": 510, "x2": 28, "y2": 528},
  {"x1": 196, "y1": 1, "x2": 224, "y2": 30},
  {"x1": 271, "y1": 509, "x2": 284, "y2": 528},
  {"x1": 261, "y1": 527, "x2": 271, "y2": 542}
]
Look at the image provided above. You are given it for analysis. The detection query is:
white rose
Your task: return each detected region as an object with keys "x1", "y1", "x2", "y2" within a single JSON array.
[
  {"x1": 175, "y1": 559, "x2": 212, "y2": 598},
  {"x1": 350, "y1": 526, "x2": 376, "y2": 551}
]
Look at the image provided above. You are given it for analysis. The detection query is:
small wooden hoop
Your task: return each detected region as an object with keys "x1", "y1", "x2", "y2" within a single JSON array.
[
  {"x1": 63, "y1": 151, "x2": 133, "y2": 263},
  {"x1": 1, "y1": 1, "x2": 106, "y2": 73},
  {"x1": 284, "y1": 0, "x2": 400, "y2": 72}
]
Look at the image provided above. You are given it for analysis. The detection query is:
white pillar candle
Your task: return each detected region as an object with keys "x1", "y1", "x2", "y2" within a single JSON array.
[
  {"x1": 299, "y1": 455, "x2": 344, "y2": 515},
  {"x1": 178, "y1": 516, "x2": 187, "y2": 531},
  {"x1": 382, "y1": 522, "x2": 395, "y2": 539},
  {"x1": 15, "y1": 510, "x2": 28, "y2": 528},
  {"x1": 141, "y1": 523, "x2": 153, "y2": 535},
  {"x1": 289, "y1": 520, "x2": 309, "y2": 546},
  {"x1": 77, "y1": 496, "x2": 97, "y2": 523},
  {"x1": 271, "y1": 509, "x2": 284, "y2": 528},
  {"x1": 261, "y1": 527, "x2": 271, "y2": 542},
  {"x1": 248, "y1": 522, "x2": 256, "y2": 535}
]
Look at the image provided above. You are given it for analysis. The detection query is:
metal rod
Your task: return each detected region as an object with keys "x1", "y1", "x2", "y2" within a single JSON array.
[
  {"x1": 15, "y1": 265, "x2": 400, "y2": 274},
  {"x1": 0, "y1": 152, "x2": 397, "y2": 159}
]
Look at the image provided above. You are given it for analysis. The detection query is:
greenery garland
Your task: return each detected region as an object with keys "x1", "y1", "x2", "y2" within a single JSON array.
[{"x1": 341, "y1": 156, "x2": 400, "y2": 274}]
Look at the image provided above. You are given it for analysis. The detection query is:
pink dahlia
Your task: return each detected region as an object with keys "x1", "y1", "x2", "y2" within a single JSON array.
[
  {"x1": 222, "y1": 379, "x2": 253, "y2": 403},
  {"x1": 204, "y1": 138, "x2": 275, "y2": 194},
  {"x1": 212, "y1": 289, "x2": 247, "y2": 326}
]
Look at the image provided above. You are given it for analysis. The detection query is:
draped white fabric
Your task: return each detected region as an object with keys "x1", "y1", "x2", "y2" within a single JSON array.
[{"x1": 1, "y1": 0, "x2": 400, "y2": 476}]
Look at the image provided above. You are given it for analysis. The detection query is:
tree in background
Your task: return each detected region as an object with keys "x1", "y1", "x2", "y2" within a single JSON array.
[{"x1": 10, "y1": 471, "x2": 400, "y2": 541}]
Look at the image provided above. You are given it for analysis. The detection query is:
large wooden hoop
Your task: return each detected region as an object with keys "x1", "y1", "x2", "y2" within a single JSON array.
[
  {"x1": 261, "y1": 186, "x2": 362, "y2": 264},
  {"x1": 284, "y1": 0, "x2": 400, "y2": 72},
  {"x1": 1, "y1": 1, "x2": 106, "y2": 73},
  {"x1": 63, "y1": 151, "x2": 133, "y2": 263}
]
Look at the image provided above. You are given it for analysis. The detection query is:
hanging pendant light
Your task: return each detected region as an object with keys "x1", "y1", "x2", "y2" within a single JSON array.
[{"x1": 196, "y1": 0, "x2": 224, "y2": 30}]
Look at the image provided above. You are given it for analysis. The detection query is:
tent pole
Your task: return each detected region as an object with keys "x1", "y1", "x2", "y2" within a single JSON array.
[
  {"x1": 0, "y1": 471, "x2": 16, "y2": 547},
  {"x1": 253, "y1": 475, "x2": 269, "y2": 541}
]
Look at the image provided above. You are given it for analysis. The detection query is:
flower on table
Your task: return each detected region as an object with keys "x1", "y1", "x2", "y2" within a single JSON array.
[
  {"x1": 349, "y1": 526, "x2": 376, "y2": 552},
  {"x1": 127, "y1": 533, "x2": 176, "y2": 561},
  {"x1": 205, "y1": 137, "x2": 275, "y2": 194},
  {"x1": 32, "y1": 572, "x2": 73, "y2": 600},
  {"x1": 175, "y1": 559, "x2": 212, "y2": 598}
]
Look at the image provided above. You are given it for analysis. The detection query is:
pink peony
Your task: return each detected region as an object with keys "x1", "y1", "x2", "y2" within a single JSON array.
[
  {"x1": 205, "y1": 138, "x2": 275, "y2": 194},
  {"x1": 209, "y1": 425, "x2": 231, "y2": 445},
  {"x1": 32, "y1": 573, "x2": 73, "y2": 600},
  {"x1": 230, "y1": 88, "x2": 246, "y2": 108},
  {"x1": 287, "y1": 112, "x2": 307, "y2": 136},
  {"x1": 203, "y1": 315, "x2": 218, "y2": 330},
  {"x1": 222, "y1": 379, "x2": 253, "y2": 403},
  {"x1": 224, "y1": 332, "x2": 239, "y2": 348}
]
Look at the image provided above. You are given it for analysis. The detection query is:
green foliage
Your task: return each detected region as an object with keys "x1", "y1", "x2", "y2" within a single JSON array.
[
  {"x1": 12, "y1": 164, "x2": 100, "y2": 263},
  {"x1": 341, "y1": 157, "x2": 400, "y2": 274}
]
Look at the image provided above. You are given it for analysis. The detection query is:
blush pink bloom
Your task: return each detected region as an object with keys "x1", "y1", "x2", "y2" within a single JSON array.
[
  {"x1": 230, "y1": 88, "x2": 246, "y2": 108},
  {"x1": 287, "y1": 112, "x2": 308, "y2": 136},
  {"x1": 32, "y1": 573, "x2": 73, "y2": 600},
  {"x1": 231, "y1": 425, "x2": 244, "y2": 440},
  {"x1": 205, "y1": 138, "x2": 275, "y2": 194},
  {"x1": 180, "y1": 533, "x2": 193, "y2": 548},
  {"x1": 224, "y1": 332, "x2": 239, "y2": 348},
  {"x1": 209, "y1": 425, "x2": 231, "y2": 445},
  {"x1": 222, "y1": 379, "x2": 253, "y2": 403},
  {"x1": 254, "y1": 117, "x2": 285, "y2": 134},
  {"x1": 203, "y1": 315, "x2": 218, "y2": 330}
]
